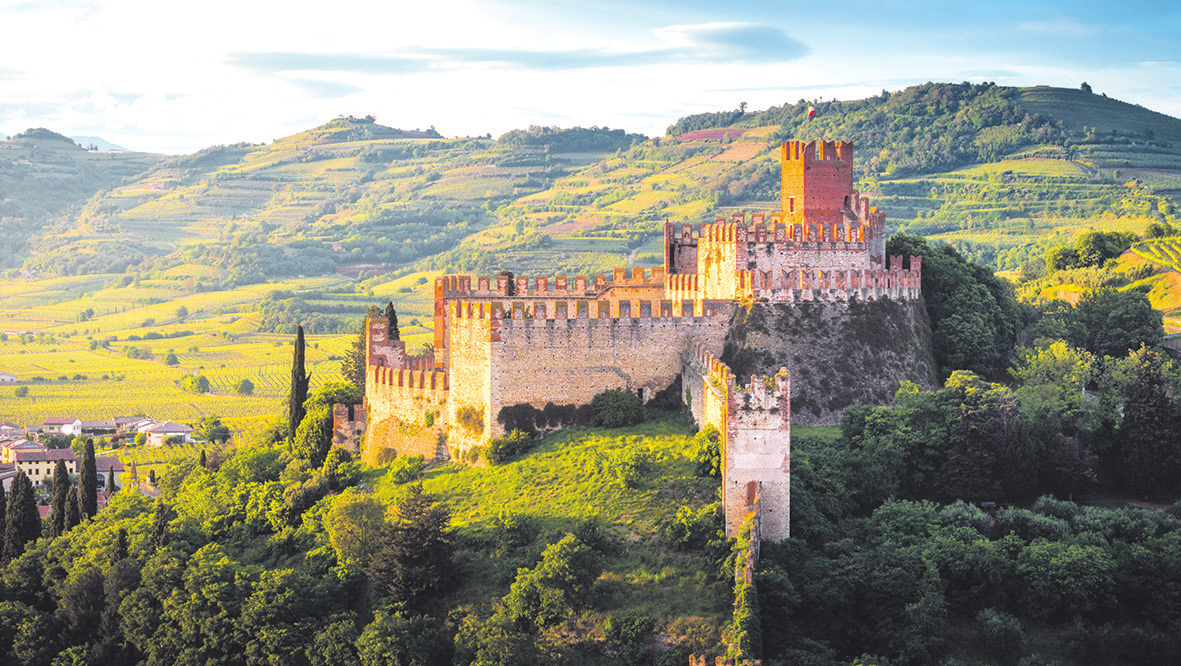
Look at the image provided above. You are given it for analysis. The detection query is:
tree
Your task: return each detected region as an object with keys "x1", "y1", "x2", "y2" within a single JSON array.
[
  {"x1": 1118, "y1": 346, "x2": 1179, "y2": 496},
  {"x1": 1080, "y1": 82, "x2": 1093, "y2": 93},
  {"x1": 327, "y1": 491, "x2": 387, "y2": 567},
  {"x1": 234, "y1": 378, "x2": 254, "y2": 396},
  {"x1": 50, "y1": 459, "x2": 71, "y2": 538},
  {"x1": 292, "y1": 404, "x2": 334, "y2": 467},
  {"x1": 200, "y1": 449, "x2": 208, "y2": 468},
  {"x1": 590, "y1": 388, "x2": 645, "y2": 428},
  {"x1": 289, "y1": 325, "x2": 311, "y2": 439},
  {"x1": 181, "y1": 374, "x2": 211, "y2": 393},
  {"x1": 385, "y1": 301, "x2": 400, "y2": 341},
  {"x1": 106, "y1": 466, "x2": 117, "y2": 496},
  {"x1": 80, "y1": 439, "x2": 98, "y2": 518},
  {"x1": 198, "y1": 414, "x2": 231, "y2": 444},
  {"x1": 164, "y1": 352, "x2": 179, "y2": 366},
  {"x1": 365, "y1": 483, "x2": 452, "y2": 608},
  {"x1": 342, "y1": 305, "x2": 381, "y2": 390},
  {"x1": 66, "y1": 487, "x2": 81, "y2": 531},
  {"x1": 505, "y1": 533, "x2": 601, "y2": 629},
  {"x1": 3, "y1": 471, "x2": 40, "y2": 563},
  {"x1": 1073, "y1": 288, "x2": 1163, "y2": 359}
]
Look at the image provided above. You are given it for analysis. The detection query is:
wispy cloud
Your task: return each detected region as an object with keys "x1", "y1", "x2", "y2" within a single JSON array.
[
  {"x1": 1016, "y1": 17, "x2": 1099, "y2": 37},
  {"x1": 230, "y1": 22, "x2": 807, "y2": 76},
  {"x1": 285, "y1": 78, "x2": 365, "y2": 99}
]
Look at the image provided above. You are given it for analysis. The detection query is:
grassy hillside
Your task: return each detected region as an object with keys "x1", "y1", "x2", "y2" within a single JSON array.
[{"x1": 5, "y1": 83, "x2": 1181, "y2": 431}]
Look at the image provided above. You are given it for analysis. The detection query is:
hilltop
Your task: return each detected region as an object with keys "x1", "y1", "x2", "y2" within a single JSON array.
[{"x1": 3, "y1": 83, "x2": 1181, "y2": 428}]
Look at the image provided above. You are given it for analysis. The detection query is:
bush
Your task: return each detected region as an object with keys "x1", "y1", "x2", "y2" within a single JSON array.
[
  {"x1": 487, "y1": 430, "x2": 532, "y2": 464},
  {"x1": 976, "y1": 608, "x2": 1024, "y2": 666},
  {"x1": 14, "y1": 386, "x2": 28, "y2": 397},
  {"x1": 164, "y1": 352, "x2": 179, "y2": 365},
  {"x1": 614, "y1": 447, "x2": 653, "y2": 487},
  {"x1": 691, "y1": 425, "x2": 721, "y2": 477},
  {"x1": 181, "y1": 374, "x2": 211, "y2": 394},
  {"x1": 591, "y1": 388, "x2": 644, "y2": 428},
  {"x1": 388, "y1": 455, "x2": 426, "y2": 484},
  {"x1": 235, "y1": 378, "x2": 254, "y2": 396},
  {"x1": 456, "y1": 405, "x2": 483, "y2": 433}
]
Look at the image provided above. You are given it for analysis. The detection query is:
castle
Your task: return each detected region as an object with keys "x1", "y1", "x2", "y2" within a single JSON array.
[{"x1": 349, "y1": 140, "x2": 924, "y2": 542}]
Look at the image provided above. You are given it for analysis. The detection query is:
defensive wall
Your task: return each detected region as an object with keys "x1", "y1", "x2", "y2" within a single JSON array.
[{"x1": 681, "y1": 342, "x2": 790, "y2": 542}]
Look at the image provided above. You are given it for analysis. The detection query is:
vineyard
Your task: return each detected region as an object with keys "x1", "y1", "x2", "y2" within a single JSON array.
[{"x1": 1132, "y1": 237, "x2": 1181, "y2": 273}]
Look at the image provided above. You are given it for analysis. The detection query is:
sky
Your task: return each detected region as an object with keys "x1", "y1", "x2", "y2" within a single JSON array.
[{"x1": 1, "y1": 0, "x2": 1179, "y2": 155}]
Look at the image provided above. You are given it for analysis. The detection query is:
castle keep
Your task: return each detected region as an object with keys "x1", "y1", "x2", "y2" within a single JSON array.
[{"x1": 357, "y1": 140, "x2": 924, "y2": 542}]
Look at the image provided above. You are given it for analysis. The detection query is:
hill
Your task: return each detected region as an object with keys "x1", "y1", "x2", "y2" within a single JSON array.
[{"x1": 4, "y1": 83, "x2": 1181, "y2": 429}]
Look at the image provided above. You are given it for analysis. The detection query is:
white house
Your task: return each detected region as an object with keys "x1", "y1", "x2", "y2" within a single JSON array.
[
  {"x1": 144, "y1": 422, "x2": 194, "y2": 447},
  {"x1": 0, "y1": 372, "x2": 16, "y2": 383},
  {"x1": 42, "y1": 417, "x2": 82, "y2": 437}
]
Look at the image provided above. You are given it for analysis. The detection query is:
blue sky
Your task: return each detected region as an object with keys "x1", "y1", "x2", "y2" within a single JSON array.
[{"x1": 0, "y1": 0, "x2": 1177, "y2": 154}]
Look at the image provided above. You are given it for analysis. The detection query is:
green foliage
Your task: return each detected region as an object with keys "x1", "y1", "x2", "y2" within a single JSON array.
[
  {"x1": 591, "y1": 388, "x2": 645, "y2": 428},
  {"x1": 456, "y1": 405, "x2": 483, "y2": 433},
  {"x1": 888, "y1": 233, "x2": 1021, "y2": 379},
  {"x1": 50, "y1": 460, "x2": 70, "y2": 538},
  {"x1": 505, "y1": 533, "x2": 601, "y2": 629},
  {"x1": 486, "y1": 430, "x2": 533, "y2": 465},
  {"x1": 292, "y1": 404, "x2": 334, "y2": 468},
  {"x1": 326, "y1": 490, "x2": 386, "y2": 567},
  {"x1": 2, "y1": 472, "x2": 39, "y2": 563},
  {"x1": 613, "y1": 446, "x2": 653, "y2": 488},
  {"x1": 691, "y1": 425, "x2": 722, "y2": 478},
  {"x1": 12, "y1": 386, "x2": 27, "y2": 398},
  {"x1": 289, "y1": 325, "x2": 310, "y2": 439},
  {"x1": 234, "y1": 378, "x2": 255, "y2": 396},
  {"x1": 180, "y1": 374, "x2": 211, "y2": 394},
  {"x1": 977, "y1": 608, "x2": 1025, "y2": 665},
  {"x1": 80, "y1": 440, "x2": 98, "y2": 518},
  {"x1": 322, "y1": 448, "x2": 361, "y2": 490},
  {"x1": 387, "y1": 455, "x2": 426, "y2": 484},
  {"x1": 355, "y1": 609, "x2": 451, "y2": 666},
  {"x1": 498, "y1": 125, "x2": 645, "y2": 153},
  {"x1": 198, "y1": 414, "x2": 232, "y2": 444},
  {"x1": 1118, "y1": 346, "x2": 1180, "y2": 496},
  {"x1": 660, "y1": 502, "x2": 723, "y2": 550},
  {"x1": 365, "y1": 483, "x2": 451, "y2": 609}
]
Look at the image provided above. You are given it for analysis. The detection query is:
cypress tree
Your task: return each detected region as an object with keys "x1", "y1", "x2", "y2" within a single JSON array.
[
  {"x1": 4, "y1": 471, "x2": 41, "y2": 563},
  {"x1": 105, "y1": 466, "x2": 117, "y2": 496},
  {"x1": 111, "y1": 527, "x2": 128, "y2": 563},
  {"x1": 148, "y1": 501, "x2": 173, "y2": 552},
  {"x1": 50, "y1": 459, "x2": 71, "y2": 537},
  {"x1": 385, "y1": 301, "x2": 400, "y2": 341},
  {"x1": 0, "y1": 483, "x2": 6, "y2": 536},
  {"x1": 289, "y1": 325, "x2": 310, "y2": 438},
  {"x1": 66, "y1": 486, "x2": 81, "y2": 531},
  {"x1": 1119, "y1": 346, "x2": 1179, "y2": 496},
  {"x1": 199, "y1": 449, "x2": 207, "y2": 469},
  {"x1": 80, "y1": 440, "x2": 98, "y2": 518}
]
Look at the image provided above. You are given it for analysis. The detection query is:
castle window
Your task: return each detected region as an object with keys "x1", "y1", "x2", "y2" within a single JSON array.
[
  {"x1": 843, "y1": 195, "x2": 850, "y2": 209},
  {"x1": 789, "y1": 197, "x2": 795, "y2": 213}
]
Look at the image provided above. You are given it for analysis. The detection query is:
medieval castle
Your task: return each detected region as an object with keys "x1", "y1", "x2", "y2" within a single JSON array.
[{"x1": 344, "y1": 140, "x2": 925, "y2": 542}]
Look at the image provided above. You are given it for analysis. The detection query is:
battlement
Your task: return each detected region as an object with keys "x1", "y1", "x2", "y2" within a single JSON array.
[
  {"x1": 781, "y1": 139, "x2": 853, "y2": 164},
  {"x1": 435, "y1": 267, "x2": 667, "y2": 300},
  {"x1": 735, "y1": 254, "x2": 922, "y2": 302},
  {"x1": 370, "y1": 365, "x2": 449, "y2": 391},
  {"x1": 448, "y1": 297, "x2": 732, "y2": 322}
]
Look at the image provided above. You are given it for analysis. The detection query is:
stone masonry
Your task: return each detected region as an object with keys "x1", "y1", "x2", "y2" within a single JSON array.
[{"x1": 357, "y1": 140, "x2": 922, "y2": 544}]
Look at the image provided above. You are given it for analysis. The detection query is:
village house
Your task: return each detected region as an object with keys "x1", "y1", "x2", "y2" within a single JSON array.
[
  {"x1": 143, "y1": 421, "x2": 194, "y2": 447},
  {"x1": 2, "y1": 438, "x2": 44, "y2": 463},
  {"x1": 13, "y1": 448, "x2": 78, "y2": 486},
  {"x1": 41, "y1": 417, "x2": 82, "y2": 437},
  {"x1": 0, "y1": 421, "x2": 25, "y2": 439},
  {"x1": 0, "y1": 371, "x2": 17, "y2": 383}
]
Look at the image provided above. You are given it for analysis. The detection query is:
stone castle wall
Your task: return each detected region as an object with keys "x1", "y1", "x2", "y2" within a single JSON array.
[{"x1": 681, "y1": 342, "x2": 790, "y2": 541}]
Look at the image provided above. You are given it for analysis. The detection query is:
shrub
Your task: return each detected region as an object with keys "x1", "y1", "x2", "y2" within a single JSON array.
[
  {"x1": 614, "y1": 447, "x2": 653, "y2": 487},
  {"x1": 181, "y1": 374, "x2": 211, "y2": 394},
  {"x1": 691, "y1": 425, "x2": 721, "y2": 477},
  {"x1": 235, "y1": 378, "x2": 254, "y2": 396},
  {"x1": 164, "y1": 352, "x2": 179, "y2": 365},
  {"x1": 389, "y1": 455, "x2": 426, "y2": 484},
  {"x1": 976, "y1": 608, "x2": 1024, "y2": 666},
  {"x1": 487, "y1": 430, "x2": 532, "y2": 464},
  {"x1": 14, "y1": 386, "x2": 28, "y2": 397},
  {"x1": 591, "y1": 388, "x2": 644, "y2": 428},
  {"x1": 456, "y1": 405, "x2": 483, "y2": 433}
]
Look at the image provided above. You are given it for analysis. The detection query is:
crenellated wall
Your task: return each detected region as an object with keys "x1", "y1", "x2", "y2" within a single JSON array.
[{"x1": 681, "y1": 342, "x2": 790, "y2": 541}]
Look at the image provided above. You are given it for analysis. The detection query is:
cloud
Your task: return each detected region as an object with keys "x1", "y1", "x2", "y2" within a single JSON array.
[
  {"x1": 229, "y1": 22, "x2": 807, "y2": 76},
  {"x1": 285, "y1": 78, "x2": 365, "y2": 99},
  {"x1": 1016, "y1": 18, "x2": 1098, "y2": 37}
]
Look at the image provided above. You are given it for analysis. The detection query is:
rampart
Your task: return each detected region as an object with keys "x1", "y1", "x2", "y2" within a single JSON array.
[{"x1": 681, "y1": 342, "x2": 790, "y2": 541}]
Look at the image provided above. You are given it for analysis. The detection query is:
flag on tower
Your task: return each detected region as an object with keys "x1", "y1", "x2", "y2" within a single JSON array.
[{"x1": 807, "y1": 105, "x2": 816, "y2": 118}]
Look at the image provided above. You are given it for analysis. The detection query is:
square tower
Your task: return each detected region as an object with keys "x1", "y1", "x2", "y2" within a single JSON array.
[{"x1": 780, "y1": 140, "x2": 855, "y2": 227}]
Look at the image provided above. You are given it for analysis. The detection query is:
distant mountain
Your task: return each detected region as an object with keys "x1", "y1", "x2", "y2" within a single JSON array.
[{"x1": 72, "y1": 136, "x2": 130, "y2": 152}]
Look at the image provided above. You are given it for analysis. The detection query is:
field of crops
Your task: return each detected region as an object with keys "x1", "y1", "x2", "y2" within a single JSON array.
[{"x1": 1132, "y1": 237, "x2": 1181, "y2": 273}]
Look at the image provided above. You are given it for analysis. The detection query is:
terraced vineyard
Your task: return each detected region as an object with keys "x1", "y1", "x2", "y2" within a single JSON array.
[{"x1": 1132, "y1": 237, "x2": 1181, "y2": 272}]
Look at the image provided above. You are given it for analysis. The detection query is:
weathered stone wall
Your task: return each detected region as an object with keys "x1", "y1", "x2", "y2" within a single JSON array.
[
  {"x1": 332, "y1": 404, "x2": 366, "y2": 454},
  {"x1": 725, "y1": 370, "x2": 790, "y2": 542},
  {"x1": 446, "y1": 302, "x2": 494, "y2": 454},
  {"x1": 363, "y1": 364, "x2": 448, "y2": 461},
  {"x1": 490, "y1": 307, "x2": 731, "y2": 437},
  {"x1": 721, "y1": 298, "x2": 937, "y2": 425}
]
